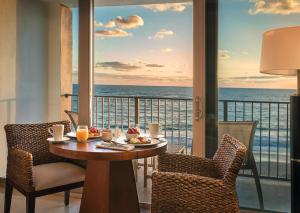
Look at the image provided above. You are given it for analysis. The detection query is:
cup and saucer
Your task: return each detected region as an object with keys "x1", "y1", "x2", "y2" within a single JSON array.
[{"x1": 47, "y1": 124, "x2": 70, "y2": 143}]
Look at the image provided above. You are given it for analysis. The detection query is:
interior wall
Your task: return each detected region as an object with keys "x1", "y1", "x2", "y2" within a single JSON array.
[
  {"x1": 16, "y1": 0, "x2": 49, "y2": 123},
  {"x1": 0, "y1": 0, "x2": 72, "y2": 177},
  {"x1": 0, "y1": 0, "x2": 17, "y2": 178}
]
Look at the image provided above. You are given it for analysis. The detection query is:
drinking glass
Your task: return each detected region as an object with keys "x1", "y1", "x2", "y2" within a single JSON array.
[{"x1": 76, "y1": 125, "x2": 89, "y2": 142}]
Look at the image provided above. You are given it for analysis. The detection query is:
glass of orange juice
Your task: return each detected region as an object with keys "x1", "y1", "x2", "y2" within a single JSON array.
[{"x1": 76, "y1": 125, "x2": 89, "y2": 142}]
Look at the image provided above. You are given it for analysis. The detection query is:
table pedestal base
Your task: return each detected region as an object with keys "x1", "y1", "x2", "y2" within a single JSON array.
[{"x1": 80, "y1": 160, "x2": 140, "y2": 213}]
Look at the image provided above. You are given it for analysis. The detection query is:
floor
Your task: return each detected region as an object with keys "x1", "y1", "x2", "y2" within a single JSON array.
[
  {"x1": 0, "y1": 161, "x2": 289, "y2": 213},
  {"x1": 0, "y1": 187, "x2": 261, "y2": 213}
]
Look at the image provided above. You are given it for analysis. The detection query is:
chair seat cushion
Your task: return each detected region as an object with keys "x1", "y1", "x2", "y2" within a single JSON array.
[{"x1": 33, "y1": 162, "x2": 85, "y2": 191}]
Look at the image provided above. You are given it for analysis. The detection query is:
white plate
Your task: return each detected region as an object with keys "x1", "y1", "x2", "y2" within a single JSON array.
[
  {"x1": 66, "y1": 132, "x2": 102, "y2": 139},
  {"x1": 47, "y1": 137, "x2": 70, "y2": 143},
  {"x1": 115, "y1": 137, "x2": 162, "y2": 147}
]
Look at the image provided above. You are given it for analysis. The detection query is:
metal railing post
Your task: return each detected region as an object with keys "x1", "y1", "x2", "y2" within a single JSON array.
[
  {"x1": 224, "y1": 101, "x2": 228, "y2": 121},
  {"x1": 135, "y1": 97, "x2": 140, "y2": 125}
]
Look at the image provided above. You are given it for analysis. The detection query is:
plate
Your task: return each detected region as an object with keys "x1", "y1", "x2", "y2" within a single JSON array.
[
  {"x1": 66, "y1": 132, "x2": 102, "y2": 139},
  {"x1": 47, "y1": 137, "x2": 70, "y2": 143},
  {"x1": 115, "y1": 137, "x2": 162, "y2": 147}
]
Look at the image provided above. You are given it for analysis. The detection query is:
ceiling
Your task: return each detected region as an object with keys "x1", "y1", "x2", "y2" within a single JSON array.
[{"x1": 43, "y1": 0, "x2": 191, "y2": 7}]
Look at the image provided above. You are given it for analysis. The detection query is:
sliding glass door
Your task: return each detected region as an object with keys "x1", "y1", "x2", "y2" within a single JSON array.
[{"x1": 91, "y1": 1, "x2": 207, "y2": 156}]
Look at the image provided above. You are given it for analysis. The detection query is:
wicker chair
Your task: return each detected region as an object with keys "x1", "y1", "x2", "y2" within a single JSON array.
[
  {"x1": 64, "y1": 110, "x2": 78, "y2": 130},
  {"x1": 151, "y1": 134, "x2": 246, "y2": 213},
  {"x1": 218, "y1": 121, "x2": 264, "y2": 209},
  {"x1": 4, "y1": 121, "x2": 85, "y2": 213}
]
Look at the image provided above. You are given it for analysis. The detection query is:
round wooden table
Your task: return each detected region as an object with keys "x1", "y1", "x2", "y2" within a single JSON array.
[{"x1": 50, "y1": 140, "x2": 167, "y2": 213}]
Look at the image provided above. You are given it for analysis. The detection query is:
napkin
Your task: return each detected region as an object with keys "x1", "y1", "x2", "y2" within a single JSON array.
[{"x1": 96, "y1": 142, "x2": 135, "y2": 151}]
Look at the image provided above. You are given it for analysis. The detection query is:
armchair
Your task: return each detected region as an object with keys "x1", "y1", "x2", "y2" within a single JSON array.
[
  {"x1": 152, "y1": 134, "x2": 246, "y2": 213},
  {"x1": 4, "y1": 121, "x2": 85, "y2": 213}
]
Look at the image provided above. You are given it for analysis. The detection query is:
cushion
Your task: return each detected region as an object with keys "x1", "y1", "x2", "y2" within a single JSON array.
[{"x1": 33, "y1": 162, "x2": 85, "y2": 191}]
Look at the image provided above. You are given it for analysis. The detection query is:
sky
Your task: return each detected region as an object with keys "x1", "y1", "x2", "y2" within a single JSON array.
[{"x1": 73, "y1": 0, "x2": 300, "y2": 89}]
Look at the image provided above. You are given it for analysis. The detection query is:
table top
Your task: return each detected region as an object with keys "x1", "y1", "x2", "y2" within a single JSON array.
[{"x1": 49, "y1": 140, "x2": 168, "y2": 161}]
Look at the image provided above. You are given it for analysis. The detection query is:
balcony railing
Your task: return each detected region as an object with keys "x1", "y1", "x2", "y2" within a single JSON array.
[{"x1": 64, "y1": 94, "x2": 290, "y2": 181}]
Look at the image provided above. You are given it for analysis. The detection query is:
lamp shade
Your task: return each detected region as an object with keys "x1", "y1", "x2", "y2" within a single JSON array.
[{"x1": 260, "y1": 26, "x2": 300, "y2": 75}]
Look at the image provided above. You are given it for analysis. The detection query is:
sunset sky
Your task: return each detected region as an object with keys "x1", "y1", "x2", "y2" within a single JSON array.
[{"x1": 72, "y1": 0, "x2": 300, "y2": 89}]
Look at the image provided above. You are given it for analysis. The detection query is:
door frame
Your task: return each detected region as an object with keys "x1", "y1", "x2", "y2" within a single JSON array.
[
  {"x1": 77, "y1": 0, "x2": 217, "y2": 157},
  {"x1": 192, "y1": 0, "x2": 206, "y2": 156}
]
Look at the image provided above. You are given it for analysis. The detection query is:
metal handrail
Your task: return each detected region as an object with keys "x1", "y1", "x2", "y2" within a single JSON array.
[{"x1": 63, "y1": 93, "x2": 291, "y2": 181}]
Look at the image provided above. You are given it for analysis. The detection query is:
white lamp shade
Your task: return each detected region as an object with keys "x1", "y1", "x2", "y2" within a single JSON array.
[{"x1": 260, "y1": 26, "x2": 300, "y2": 76}]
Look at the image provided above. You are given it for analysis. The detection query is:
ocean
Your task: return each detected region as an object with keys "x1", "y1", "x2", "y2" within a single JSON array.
[
  {"x1": 72, "y1": 85, "x2": 294, "y2": 173},
  {"x1": 73, "y1": 84, "x2": 294, "y2": 102}
]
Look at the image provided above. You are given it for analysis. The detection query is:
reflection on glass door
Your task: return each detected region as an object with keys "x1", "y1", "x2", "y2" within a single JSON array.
[{"x1": 218, "y1": 0, "x2": 293, "y2": 211}]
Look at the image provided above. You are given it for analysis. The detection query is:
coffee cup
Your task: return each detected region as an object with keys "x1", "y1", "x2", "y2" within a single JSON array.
[
  {"x1": 149, "y1": 123, "x2": 160, "y2": 138},
  {"x1": 48, "y1": 124, "x2": 64, "y2": 141},
  {"x1": 102, "y1": 129, "x2": 112, "y2": 142}
]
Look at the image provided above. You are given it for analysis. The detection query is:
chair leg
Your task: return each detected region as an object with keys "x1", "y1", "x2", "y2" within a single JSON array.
[
  {"x1": 144, "y1": 158, "x2": 148, "y2": 187},
  {"x1": 152, "y1": 156, "x2": 156, "y2": 170},
  {"x1": 132, "y1": 160, "x2": 138, "y2": 182},
  {"x1": 26, "y1": 195, "x2": 35, "y2": 213},
  {"x1": 64, "y1": 190, "x2": 70, "y2": 206},
  {"x1": 252, "y1": 164, "x2": 264, "y2": 209},
  {"x1": 4, "y1": 180, "x2": 13, "y2": 213}
]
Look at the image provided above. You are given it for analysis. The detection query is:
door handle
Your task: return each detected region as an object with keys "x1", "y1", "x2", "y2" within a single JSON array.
[{"x1": 194, "y1": 96, "x2": 203, "y2": 121}]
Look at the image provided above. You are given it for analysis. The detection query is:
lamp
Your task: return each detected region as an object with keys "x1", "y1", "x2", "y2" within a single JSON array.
[{"x1": 260, "y1": 26, "x2": 300, "y2": 212}]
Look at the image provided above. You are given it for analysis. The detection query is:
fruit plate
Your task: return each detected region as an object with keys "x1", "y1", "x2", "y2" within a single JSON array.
[
  {"x1": 115, "y1": 136, "x2": 162, "y2": 147},
  {"x1": 66, "y1": 132, "x2": 102, "y2": 139}
]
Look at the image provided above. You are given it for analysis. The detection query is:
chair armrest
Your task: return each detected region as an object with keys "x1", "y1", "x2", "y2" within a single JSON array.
[
  {"x1": 152, "y1": 171, "x2": 229, "y2": 213},
  {"x1": 158, "y1": 153, "x2": 218, "y2": 177},
  {"x1": 7, "y1": 149, "x2": 34, "y2": 192}
]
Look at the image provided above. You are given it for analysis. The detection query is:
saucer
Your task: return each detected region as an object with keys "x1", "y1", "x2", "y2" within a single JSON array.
[{"x1": 47, "y1": 137, "x2": 70, "y2": 143}]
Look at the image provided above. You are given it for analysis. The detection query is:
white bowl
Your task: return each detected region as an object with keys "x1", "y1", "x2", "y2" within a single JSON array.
[{"x1": 126, "y1": 133, "x2": 139, "y2": 141}]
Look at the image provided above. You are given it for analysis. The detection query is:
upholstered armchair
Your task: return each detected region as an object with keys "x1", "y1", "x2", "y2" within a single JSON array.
[
  {"x1": 4, "y1": 121, "x2": 85, "y2": 213},
  {"x1": 151, "y1": 134, "x2": 246, "y2": 213}
]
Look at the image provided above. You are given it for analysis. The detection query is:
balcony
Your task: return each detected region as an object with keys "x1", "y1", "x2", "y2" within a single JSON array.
[{"x1": 64, "y1": 94, "x2": 291, "y2": 212}]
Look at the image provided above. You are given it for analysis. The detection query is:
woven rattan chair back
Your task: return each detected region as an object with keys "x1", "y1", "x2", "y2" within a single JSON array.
[
  {"x1": 4, "y1": 121, "x2": 71, "y2": 166},
  {"x1": 218, "y1": 121, "x2": 257, "y2": 166},
  {"x1": 64, "y1": 110, "x2": 78, "y2": 130},
  {"x1": 213, "y1": 134, "x2": 247, "y2": 184}
]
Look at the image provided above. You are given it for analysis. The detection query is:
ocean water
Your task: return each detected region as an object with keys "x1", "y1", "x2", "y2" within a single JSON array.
[
  {"x1": 73, "y1": 85, "x2": 295, "y2": 102},
  {"x1": 72, "y1": 85, "x2": 294, "y2": 165}
]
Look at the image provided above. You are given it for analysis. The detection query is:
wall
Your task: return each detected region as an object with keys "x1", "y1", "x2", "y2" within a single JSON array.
[
  {"x1": 0, "y1": 0, "x2": 17, "y2": 177},
  {"x1": 16, "y1": 0, "x2": 49, "y2": 123},
  {"x1": 0, "y1": 0, "x2": 72, "y2": 177}
]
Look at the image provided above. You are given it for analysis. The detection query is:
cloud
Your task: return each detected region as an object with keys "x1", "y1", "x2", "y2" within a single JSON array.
[
  {"x1": 104, "y1": 20, "x2": 116, "y2": 28},
  {"x1": 95, "y1": 61, "x2": 141, "y2": 71},
  {"x1": 143, "y1": 3, "x2": 190, "y2": 12},
  {"x1": 161, "y1": 48, "x2": 173, "y2": 53},
  {"x1": 97, "y1": 15, "x2": 144, "y2": 31},
  {"x1": 146, "y1": 64, "x2": 164, "y2": 68},
  {"x1": 114, "y1": 15, "x2": 144, "y2": 29},
  {"x1": 94, "y1": 21, "x2": 103, "y2": 27},
  {"x1": 95, "y1": 29, "x2": 132, "y2": 38},
  {"x1": 94, "y1": 72, "x2": 192, "y2": 84},
  {"x1": 249, "y1": 0, "x2": 300, "y2": 15},
  {"x1": 149, "y1": 29, "x2": 174, "y2": 39},
  {"x1": 219, "y1": 50, "x2": 231, "y2": 60}
]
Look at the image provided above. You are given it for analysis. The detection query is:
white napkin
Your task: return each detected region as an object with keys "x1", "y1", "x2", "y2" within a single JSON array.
[{"x1": 96, "y1": 142, "x2": 135, "y2": 151}]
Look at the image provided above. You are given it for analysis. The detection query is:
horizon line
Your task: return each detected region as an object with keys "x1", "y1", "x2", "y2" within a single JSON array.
[{"x1": 72, "y1": 83, "x2": 296, "y2": 90}]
